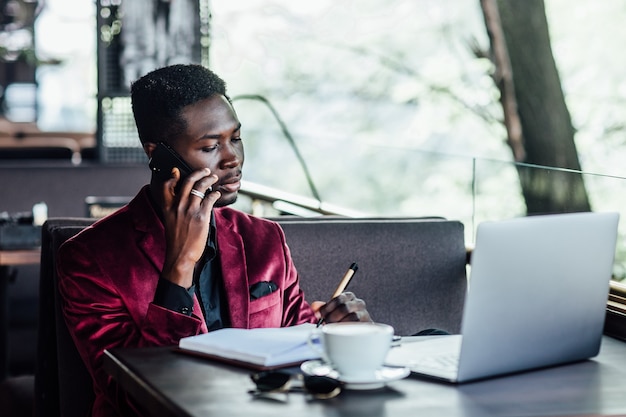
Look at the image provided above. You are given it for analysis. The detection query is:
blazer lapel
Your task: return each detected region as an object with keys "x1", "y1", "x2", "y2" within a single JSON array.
[
  {"x1": 130, "y1": 186, "x2": 208, "y2": 332},
  {"x1": 131, "y1": 188, "x2": 167, "y2": 274},
  {"x1": 215, "y1": 210, "x2": 250, "y2": 328}
]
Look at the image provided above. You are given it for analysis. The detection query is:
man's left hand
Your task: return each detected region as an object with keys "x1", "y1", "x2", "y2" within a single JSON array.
[{"x1": 313, "y1": 292, "x2": 372, "y2": 323}]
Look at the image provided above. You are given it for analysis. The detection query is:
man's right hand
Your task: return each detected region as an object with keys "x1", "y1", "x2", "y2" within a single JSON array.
[{"x1": 160, "y1": 167, "x2": 220, "y2": 289}]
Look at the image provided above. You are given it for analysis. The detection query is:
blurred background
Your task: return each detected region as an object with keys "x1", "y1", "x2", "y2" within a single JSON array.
[
  {"x1": 1, "y1": 3, "x2": 624, "y2": 210},
  {"x1": 2, "y1": 0, "x2": 626, "y2": 268},
  {"x1": 1, "y1": 0, "x2": 625, "y2": 382}
]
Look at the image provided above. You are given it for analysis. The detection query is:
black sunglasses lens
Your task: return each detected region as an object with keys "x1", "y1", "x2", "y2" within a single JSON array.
[
  {"x1": 250, "y1": 372, "x2": 341, "y2": 399},
  {"x1": 251, "y1": 371, "x2": 291, "y2": 392},
  {"x1": 304, "y1": 375, "x2": 342, "y2": 397}
]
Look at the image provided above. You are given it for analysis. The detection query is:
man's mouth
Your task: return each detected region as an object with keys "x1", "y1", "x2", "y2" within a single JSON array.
[{"x1": 218, "y1": 175, "x2": 242, "y2": 193}]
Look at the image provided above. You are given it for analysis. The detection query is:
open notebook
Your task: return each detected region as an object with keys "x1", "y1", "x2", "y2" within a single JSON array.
[
  {"x1": 178, "y1": 323, "x2": 320, "y2": 370},
  {"x1": 386, "y1": 212, "x2": 619, "y2": 383}
]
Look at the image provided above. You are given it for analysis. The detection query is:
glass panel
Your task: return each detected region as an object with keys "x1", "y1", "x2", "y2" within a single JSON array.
[
  {"x1": 472, "y1": 159, "x2": 626, "y2": 283},
  {"x1": 240, "y1": 137, "x2": 475, "y2": 227},
  {"x1": 242, "y1": 140, "x2": 626, "y2": 285}
]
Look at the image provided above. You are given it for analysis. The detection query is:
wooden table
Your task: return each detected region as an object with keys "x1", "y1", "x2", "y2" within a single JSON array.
[
  {"x1": 0, "y1": 248, "x2": 41, "y2": 379},
  {"x1": 104, "y1": 336, "x2": 626, "y2": 417},
  {"x1": 0, "y1": 249, "x2": 41, "y2": 266}
]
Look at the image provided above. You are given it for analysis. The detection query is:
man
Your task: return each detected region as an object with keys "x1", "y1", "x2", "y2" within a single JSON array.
[{"x1": 57, "y1": 64, "x2": 371, "y2": 417}]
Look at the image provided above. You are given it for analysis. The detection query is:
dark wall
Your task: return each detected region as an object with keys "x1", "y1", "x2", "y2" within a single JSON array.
[
  {"x1": 0, "y1": 162, "x2": 150, "y2": 217},
  {"x1": 0, "y1": 161, "x2": 150, "y2": 376}
]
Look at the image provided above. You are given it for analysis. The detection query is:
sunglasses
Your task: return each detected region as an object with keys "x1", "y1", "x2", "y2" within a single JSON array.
[{"x1": 250, "y1": 370, "x2": 342, "y2": 399}]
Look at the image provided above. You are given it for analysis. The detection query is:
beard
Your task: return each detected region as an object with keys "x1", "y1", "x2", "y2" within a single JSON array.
[{"x1": 214, "y1": 193, "x2": 238, "y2": 208}]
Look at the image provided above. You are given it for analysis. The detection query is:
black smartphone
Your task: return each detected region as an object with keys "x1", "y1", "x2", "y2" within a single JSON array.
[{"x1": 149, "y1": 142, "x2": 194, "y2": 190}]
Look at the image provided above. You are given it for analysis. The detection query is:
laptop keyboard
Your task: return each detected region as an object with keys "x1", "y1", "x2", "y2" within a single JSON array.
[{"x1": 414, "y1": 354, "x2": 459, "y2": 371}]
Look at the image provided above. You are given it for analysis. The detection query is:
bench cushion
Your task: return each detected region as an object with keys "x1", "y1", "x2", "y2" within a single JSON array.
[{"x1": 277, "y1": 218, "x2": 467, "y2": 335}]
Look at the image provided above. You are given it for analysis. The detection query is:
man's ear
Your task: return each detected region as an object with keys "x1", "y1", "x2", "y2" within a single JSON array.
[{"x1": 143, "y1": 142, "x2": 157, "y2": 159}]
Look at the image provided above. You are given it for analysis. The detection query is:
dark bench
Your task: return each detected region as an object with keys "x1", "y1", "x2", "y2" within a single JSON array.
[
  {"x1": 25, "y1": 215, "x2": 467, "y2": 417},
  {"x1": 278, "y1": 217, "x2": 467, "y2": 336}
]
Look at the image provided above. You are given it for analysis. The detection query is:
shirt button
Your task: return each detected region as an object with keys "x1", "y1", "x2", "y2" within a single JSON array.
[{"x1": 180, "y1": 307, "x2": 190, "y2": 315}]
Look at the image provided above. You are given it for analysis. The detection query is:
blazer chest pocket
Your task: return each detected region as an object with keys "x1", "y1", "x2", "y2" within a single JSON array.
[
  {"x1": 248, "y1": 289, "x2": 283, "y2": 328},
  {"x1": 249, "y1": 289, "x2": 281, "y2": 313}
]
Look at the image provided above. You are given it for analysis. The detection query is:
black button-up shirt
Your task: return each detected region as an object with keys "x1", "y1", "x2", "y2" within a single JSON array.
[{"x1": 153, "y1": 213, "x2": 229, "y2": 330}]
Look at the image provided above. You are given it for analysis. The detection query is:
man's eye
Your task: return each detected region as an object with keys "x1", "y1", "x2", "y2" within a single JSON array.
[
  {"x1": 202, "y1": 146, "x2": 218, "y2": 152},
  {"x1": 232, "y1": 137, "x2": 242, "y2": 142}
]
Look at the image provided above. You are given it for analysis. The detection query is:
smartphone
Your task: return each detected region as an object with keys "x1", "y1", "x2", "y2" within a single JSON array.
[{"x1": 149, "y1": 142, "x2": 194, "y2": 190}]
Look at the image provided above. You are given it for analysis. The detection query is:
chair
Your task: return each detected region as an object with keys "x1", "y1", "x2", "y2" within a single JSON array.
[
  {"x1": 0, "y1": 136, "x2": 83, "y2": 165},
  {"x1": 84, "y1": 196, "x2": 132, "y2": 219},
  {"x1": 34, "y1": 218, "x2": 94, "y2": 417},
  {"x1": 276, "y1": 217, "x2": 468, "y2": 335}
]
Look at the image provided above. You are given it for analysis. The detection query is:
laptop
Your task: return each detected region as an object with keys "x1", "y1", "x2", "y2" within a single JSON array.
[{"x1": 385, "y1": 211, "x2": 619, "y2": 383}]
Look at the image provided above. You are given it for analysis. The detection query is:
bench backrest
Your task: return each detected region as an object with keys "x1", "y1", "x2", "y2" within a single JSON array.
[
  {"x1": 34, "y1": 216, "x2": 467, "y2": 417},
  {"x1": 276, "y1": 218, "x2": 467, "y2": 336}
]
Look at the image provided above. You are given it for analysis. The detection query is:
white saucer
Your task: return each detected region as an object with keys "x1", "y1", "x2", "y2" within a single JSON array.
[{"x1": 300, "y1": 360, "x2": 410, "y2": 390}]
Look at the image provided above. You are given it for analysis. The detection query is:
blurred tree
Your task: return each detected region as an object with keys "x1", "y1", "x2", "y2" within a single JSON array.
[{"x1": 479, "y1": 0, "x2": 591, "y2": 214}]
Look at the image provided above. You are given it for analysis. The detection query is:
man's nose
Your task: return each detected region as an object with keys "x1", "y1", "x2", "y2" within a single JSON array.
[{"x1": 220, "y1": 143, "x2": 241, "y2": 168}]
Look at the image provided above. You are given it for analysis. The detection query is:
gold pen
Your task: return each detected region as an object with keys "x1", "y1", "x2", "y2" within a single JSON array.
[{"x1": 316, "y1": 262, "x2": 359, "y2": 327}]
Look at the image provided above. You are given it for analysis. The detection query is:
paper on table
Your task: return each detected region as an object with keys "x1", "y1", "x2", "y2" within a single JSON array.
[{"x1": 178, "y1": 323, "x2": 321, "y2": 369}]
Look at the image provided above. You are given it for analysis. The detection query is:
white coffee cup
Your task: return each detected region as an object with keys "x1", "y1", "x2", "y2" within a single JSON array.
[{"x1": 309, "y1": 322, "x2": 394, "y2": 379}]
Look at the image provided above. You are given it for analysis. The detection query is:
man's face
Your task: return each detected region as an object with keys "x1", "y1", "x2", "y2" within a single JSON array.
[{"x1": 170, "y1": 94, "x2": 244, "y2": 207}]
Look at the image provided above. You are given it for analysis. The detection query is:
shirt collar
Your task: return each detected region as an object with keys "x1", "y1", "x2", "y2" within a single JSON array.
[{"x1": 206, "y1": 210, "x2": 218, "y2": 259}]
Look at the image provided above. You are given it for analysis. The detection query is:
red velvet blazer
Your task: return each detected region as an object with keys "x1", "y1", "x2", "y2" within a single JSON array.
[{"x1": 57, "y1": 185, "x2": 316, "y2": 417}]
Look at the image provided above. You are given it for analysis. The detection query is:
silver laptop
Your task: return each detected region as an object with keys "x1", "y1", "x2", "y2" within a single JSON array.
[{"x1": 386, "y1": 212, "x2": 619, "y2": 383}]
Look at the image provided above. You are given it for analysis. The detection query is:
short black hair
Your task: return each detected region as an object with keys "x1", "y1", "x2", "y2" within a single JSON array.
[{"x1": 130, "y1": 64, "x2": 229, "y2": 144}]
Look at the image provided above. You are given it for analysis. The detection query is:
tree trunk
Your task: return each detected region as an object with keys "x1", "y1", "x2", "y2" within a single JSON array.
[{"x1": 482, "y1": 0, "x2": 590, "y2": 214}]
